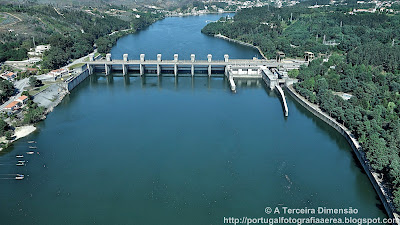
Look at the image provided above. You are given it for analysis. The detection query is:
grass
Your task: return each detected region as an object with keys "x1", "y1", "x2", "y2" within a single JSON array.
[
  {"x1": 68, "y1": 63, "x2": 85, "y2": 70},
  {"x1": 29, "y1": 84, "x2": 50, "y2": 96}
]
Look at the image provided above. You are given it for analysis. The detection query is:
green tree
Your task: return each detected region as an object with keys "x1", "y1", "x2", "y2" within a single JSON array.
[{"x1": 29, "y1": 76, "x2": 42, "y2": 87}]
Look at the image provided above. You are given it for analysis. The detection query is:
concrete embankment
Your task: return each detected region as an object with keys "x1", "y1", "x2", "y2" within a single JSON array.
[
  {"x1": 214, "y1": 34, "x2": 267, "y2": 59},
  {"x1": 64, "y1": 66, "x2": 90, "y2": 92},
  {"x1": 286, "y1": 84, "x2": 399, "y2": 224}
]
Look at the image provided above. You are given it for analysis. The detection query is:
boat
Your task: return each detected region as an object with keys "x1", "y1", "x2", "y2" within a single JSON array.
[
  {"x1": 18, "y1": 160, "x2": 25, "y2": 163},
  {"x1": 16, "y1": 155, "x2": 24, "y2": 158},
  {"x1": 28, "y1": 141, "x2": 36, "y2": 144},
  {"x1": 16, "y1": 163, "x2": 25, "y2": 166},
  {"x1": 26, "y1": 151, "x2": 35, "y2": 155},
  {"x1": 29, "y1": 146, "x2": 37, "y2": 149},
  {"x1": 15, "y1": 174, "x2": 24, "y2": 180}
]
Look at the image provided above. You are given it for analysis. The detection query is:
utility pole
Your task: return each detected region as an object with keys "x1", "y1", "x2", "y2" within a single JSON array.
[
  {"x1": 290, "y1": 13, "x2": 293, "y2": 22},
  {"x1": 340, "y1": 21, "x2": 343, "y2": 27},
  {"x1": 393, "y1": 39, "x2": 395, "y2": 47},
  {"x1": 32, "y1": 36, "x2": 36, "y2": 48}
]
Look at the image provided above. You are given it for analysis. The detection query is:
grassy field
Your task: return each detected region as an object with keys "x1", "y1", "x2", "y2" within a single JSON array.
[{"x1": 29, "y1": 84, "x2": 51, "y2": 96}]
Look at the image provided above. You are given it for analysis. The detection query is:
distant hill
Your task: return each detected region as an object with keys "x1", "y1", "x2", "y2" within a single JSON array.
[{"x1": 0, "y1": 0, "x2": 188, "y2": 7}]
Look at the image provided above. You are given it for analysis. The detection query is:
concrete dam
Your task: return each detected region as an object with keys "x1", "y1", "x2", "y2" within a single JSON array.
[{"x1": 67, "y1": 53, "x2": 307, "y2": 117}]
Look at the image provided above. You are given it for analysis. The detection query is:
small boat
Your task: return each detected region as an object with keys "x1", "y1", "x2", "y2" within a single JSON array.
[
  {"x1": 26, "y1": 151, "x2": 35, "y2": 155},
  {"x1": 28, "y1": 141, "x2": 36, "y2": 144},
  {"x1": 16, "y1": 155, "x2": 24, "y2": 158},
  {"x1": 16, "y1": 163, "x2": 25, "y2": 166},
  {"x1": 15, "y1": 174, "x2": 24, "y2": 180},
  {"x1": 29, "y1": 146, "x2": 37, "y2": 149},
  {"x1": 18, "y1": 160, "x2": 25, "y2": 163}
]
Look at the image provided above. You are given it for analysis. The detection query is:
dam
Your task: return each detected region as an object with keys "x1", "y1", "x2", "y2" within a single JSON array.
[{"x1": 75, "y1": 53, "x2": 304, "y2": 116}]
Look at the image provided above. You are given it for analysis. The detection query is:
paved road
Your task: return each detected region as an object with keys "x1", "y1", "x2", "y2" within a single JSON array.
[
  {"x1": 0, "y1": 78, "x2": 29, "y2": 111},
  {"x1": 67, "y1": 49, "x2": 98, "y2": 68}
]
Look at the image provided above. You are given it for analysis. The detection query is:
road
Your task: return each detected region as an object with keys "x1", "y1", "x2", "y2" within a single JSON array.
[
  {"x1": 36, "y1": 49, "x2": 98, "y2": 81},
  {"x1": 67, "y1": 49, "x2": 98, "y2": 68},
  {"x1": 0, "y1": 78, "x2": 29, "y2": 111}
]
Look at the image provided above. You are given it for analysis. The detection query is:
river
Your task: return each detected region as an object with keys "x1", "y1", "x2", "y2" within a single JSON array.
[{"x1": 0, "y1": 14, "x2": 387, "y2": 224}]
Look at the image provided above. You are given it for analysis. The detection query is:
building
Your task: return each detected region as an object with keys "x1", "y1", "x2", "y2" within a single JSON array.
[
  {"x1": 28, "y1": 45, "x2": 51, "y2": 56},
  {"x1": 304, "y1": 52, "x2": 315, "y2": 62},
  {"x1": 276, "y1": 51, "x2": 286, "y2": 62},
  {"x1": 26, "y1": 68, "x2": 38, "y2": 74},
  {"x1": 4, "y1": 101, "x2": 21, "y2": 111},
  {"x1": 16, "y1": 95, "x2": 28, "y2": 104},
  {"x1": 50, "y1": 68, "x2": 69, "y2": 80},
  {"x1": 1, "y1": 72, "x2": 16, "y2": 81}
]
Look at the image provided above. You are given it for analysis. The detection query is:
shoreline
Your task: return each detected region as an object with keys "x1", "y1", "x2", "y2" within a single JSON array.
[
  {"x1": 0, "y1": 125, "x2": 37, "y2": 151},
  {"x1": 14, "y1": 125, "x2": 37, "y2": 141},
  {"x1": 166, "y1": 11, "x2": 236, "y2": 17},
  {"x1": 213, "y1": 34, "x2": 268, "y2": 59},
  {"x1": 285, "y1": 84, "x2": 400, "y2": 223},
  {"x1": 0, "y1": 13, "x2": 163, "y2": 152}
]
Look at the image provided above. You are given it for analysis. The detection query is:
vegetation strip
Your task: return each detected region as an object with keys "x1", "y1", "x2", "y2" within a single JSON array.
[{"x1": 287, "y1": 84, "x2": 399, "y2": 222}]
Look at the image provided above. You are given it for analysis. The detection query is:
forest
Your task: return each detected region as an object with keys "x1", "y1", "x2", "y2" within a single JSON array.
[
  {"x1": 202, "y1": 4, "x2": 400, "y2": 73},
  {"x1": 0, "y1": 4, "x2": 163, "y2": 70},
  {"x1": 203, "y1": 3, "x2": 400, "y2": 209}
]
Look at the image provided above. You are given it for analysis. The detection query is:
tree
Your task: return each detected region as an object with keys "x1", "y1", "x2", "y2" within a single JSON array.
[
  {"x1": 29, "y1": 76, "x2": 42, "y2": 87},
  {"x1": 0, "y1": 79, "x2": 15, "y2": 103},
  {"x1": 4, "y1": 130, "x2": 13, "y2": 140},
  {"x1": 0, "y1": 119, "x2": 8, "y2": 136}
]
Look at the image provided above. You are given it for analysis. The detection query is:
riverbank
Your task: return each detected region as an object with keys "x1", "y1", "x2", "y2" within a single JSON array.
[
  {"x1": 214, "y1": 34, "x2": 267, "y2": 59},
  {"x1": 285, "y1": 84, "x2": 400, "y2": 223},
  {"x1": 14, "y1": 125, "x2": 36, "y2": 141},
  {"x1": 166, "y1": 11, "x2": 235, "y2": 17},
  {"x1": 0, "y1": 125, "x2": 37, "y2": 151}
]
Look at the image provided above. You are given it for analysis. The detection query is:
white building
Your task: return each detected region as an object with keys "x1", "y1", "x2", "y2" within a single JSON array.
[
  {"x1": 50, "y1": 68, "x2": 69, "y2": 80},
  {"x1": 28, "y1": 45, "x2": 51, "y2": 56}
]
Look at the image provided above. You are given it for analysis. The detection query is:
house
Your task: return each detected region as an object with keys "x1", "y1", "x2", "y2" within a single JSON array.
[
  {"x1": 28, "y1": 45, "x2": 51, "y2": 56},
  {"x1": 4, "y1": 101, "x2": 21, "y2": 111},
  {"x1": 1, "y1": 72, "x2": 16, "y2": 81},
  {"x1": 36, "y1": 45, "x2": 50, "y2": 54},
  {"x1": 26, "y1": 68, "x2": 38, "y2": 74},
  {"x1": 276, "y1": 51, "x2": 286, "y2": 62},
  {"x1": 16, "y1": 95, "x2": 28, "y2": 104},
  {"x1": 304, "y1": 52, "x2": 315, "y2": 62},
  {"x1": 50, "y1": 68, "x2": 69, "y2": 80}
]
